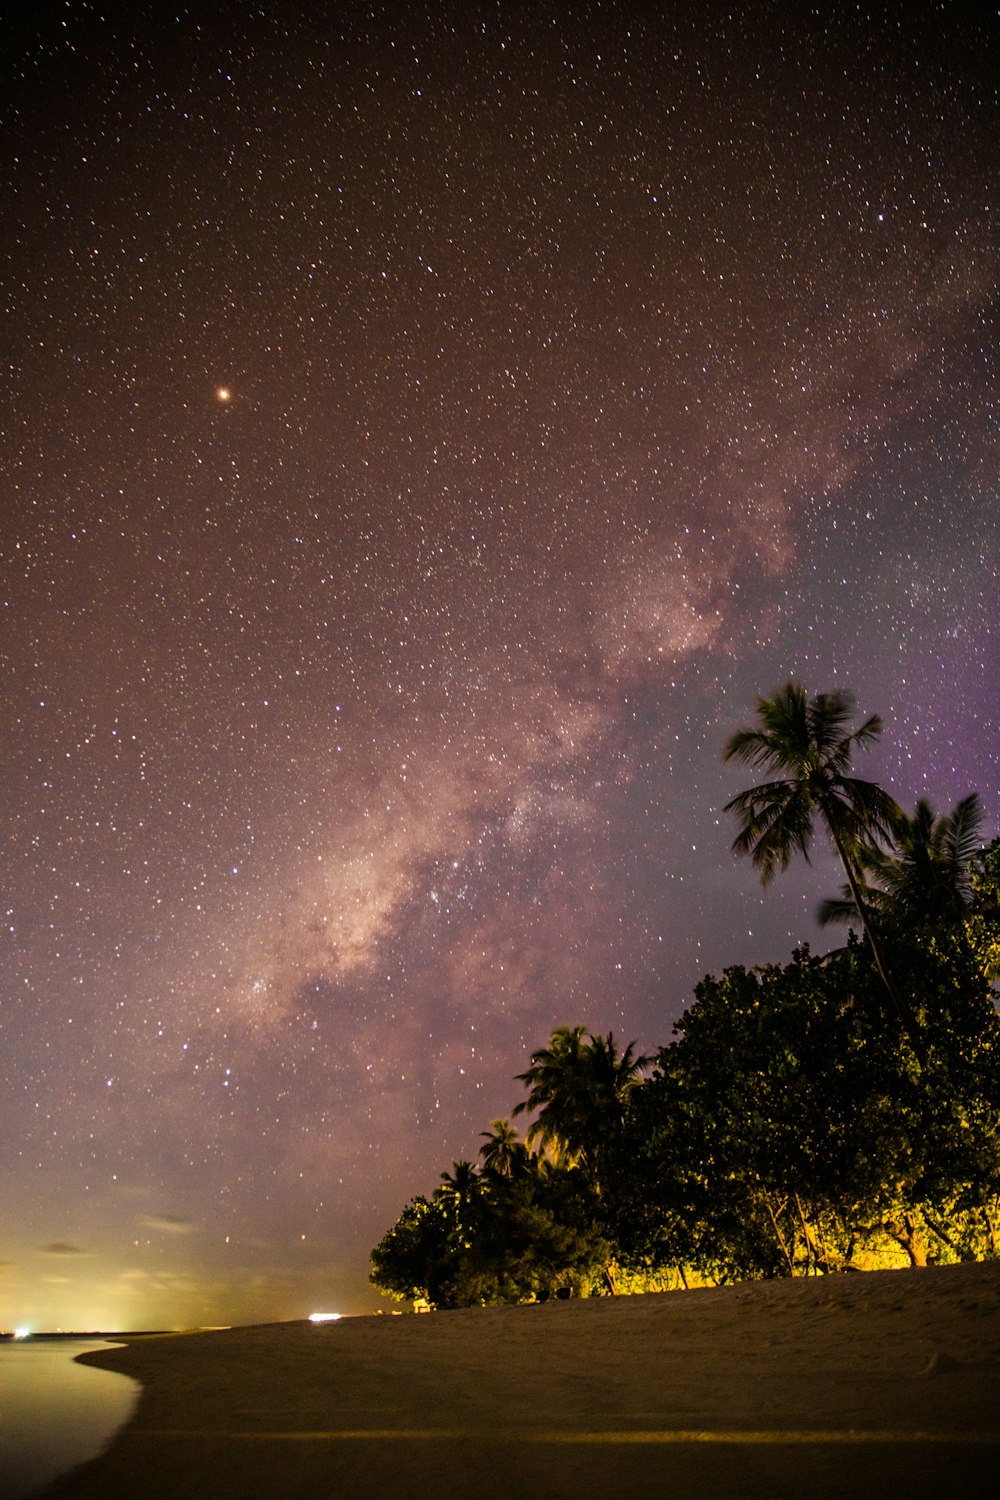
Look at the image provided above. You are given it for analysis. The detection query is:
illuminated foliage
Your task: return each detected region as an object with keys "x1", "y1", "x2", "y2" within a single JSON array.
[
  {"x1": 369, "y1": 1158, "x2": 612, "y2": 1308},
  {"x1": 372, "y1": 921, "x2": 1000, "y2": 1303},
  {"x1": 512, "y1": 1026, "x2": 651, "y2": 1187},
  {"x1": 968, "y1": 838, "x2": 1000, "y2": 980},
  {"x1": 372, "y1": 698, "x2": 999, "y2": 1300}
]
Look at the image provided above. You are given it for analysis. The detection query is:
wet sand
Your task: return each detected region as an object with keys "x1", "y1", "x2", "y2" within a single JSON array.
[{"x1": 39, "y1": 1262, "x2": 1000, "y2": 1499}]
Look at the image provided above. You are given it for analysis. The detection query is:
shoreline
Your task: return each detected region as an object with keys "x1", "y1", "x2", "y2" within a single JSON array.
[{"x1": 39, "y1": 1262, "x2": 1000, "y2": 1499}]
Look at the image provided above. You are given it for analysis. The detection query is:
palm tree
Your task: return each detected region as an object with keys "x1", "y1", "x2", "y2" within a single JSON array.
[
  {"x1": 513, "y1": 1027, "x2": 651, "y2": 1186},
  {"x1": 723, "y1": 683, "x2": 921, "y2": 1051},
  {"x1": 819, "y1": 793, "x2": 983, "y2": 934},
  {"x1": 437, "y1": 1160, "x2": 479, "y2": 1215},
  {"x1": 478, "y1": 1118, "x2": 527, "y2": 1178},
  {"x1": 586, "y1": 1032, "x2": 652, "y2": 1131},
  {"x1": 513, "y1": 1026, "x2": 589, "y2": 1167}
]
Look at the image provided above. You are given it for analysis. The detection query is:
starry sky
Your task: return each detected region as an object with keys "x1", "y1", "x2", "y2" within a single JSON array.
[{"x1": 2, "y1": 2, "x2": 997, "y2": 1329}]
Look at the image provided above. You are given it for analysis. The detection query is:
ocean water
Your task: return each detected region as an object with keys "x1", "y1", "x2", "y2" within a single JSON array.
[{"x1": 0, "y1": 1340, "x2": 139, "y2": 1500}]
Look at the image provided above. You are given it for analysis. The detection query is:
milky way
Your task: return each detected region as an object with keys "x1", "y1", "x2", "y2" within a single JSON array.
[{"x1": 2, "y1": 4, "x2": 997, "y2": 1326}]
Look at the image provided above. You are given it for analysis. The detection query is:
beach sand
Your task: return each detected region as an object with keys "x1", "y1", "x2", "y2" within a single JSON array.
[{"x1": 39, "y1": 1262, "x2": 1000, "y2": 1499}]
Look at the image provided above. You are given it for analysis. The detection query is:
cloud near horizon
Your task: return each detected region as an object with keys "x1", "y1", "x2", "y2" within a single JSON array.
[{"x1": 139, "y1": 1215, "x2": 198, "y2": 1235}]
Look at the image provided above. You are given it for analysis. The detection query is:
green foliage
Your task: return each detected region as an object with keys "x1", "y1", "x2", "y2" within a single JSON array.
[
  {"x1": 371, "y1": 925, "x2": 1000, "y2": 1302},
  {"x1": 369, "y1": 1158, "x2": 612, "y2": 1308},
  {"x1": 369, "y1": 1196, "x2": 453, "y2": 1304},
  {"x1": 369, "y1": 695, "x2": 999, "y2": 1300},
  {"x1": 819, "y1": 793, "x2": 984, "y2": 937},
  {"x1": 512, "y1": 1026, "x2": 650, "y2": 1187},
  {"x1": 478, "y1": 1119, "x2": 529, "y2": 1179},
  {"x1": 968, "y1": 837, "x2": 1000, "y2": 979}
]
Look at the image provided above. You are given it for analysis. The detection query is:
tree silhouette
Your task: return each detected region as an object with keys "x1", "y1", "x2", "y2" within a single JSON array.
[
  {"x1": 367, "y1": 682, "x2": 999, "y2": 1299},
  {"x1": 968, "y1": 838, "x2": 1000, "y2": 979},
  {"x1": 373, "y1": 928, "x2": 1000, "y2": 1302},
  {"x1": 723, "y1": 682, "x2": 921, "y2": 1052},
  {"x1": 513, "y1": 1025, "x2": 589, "y2": 1166},
  {"x1": 514, "y1": 1026, "x2": 650, "y2": 1187},
  {"x1": 819, "y1": 793, "x2": 983, "y2": 934},
  {"x1": 438, "y1": 1159, "x2": 479, "y2": 1213},
  {"x1": 479, "y1": 1118, "x2": 527, "y2": 1179}
]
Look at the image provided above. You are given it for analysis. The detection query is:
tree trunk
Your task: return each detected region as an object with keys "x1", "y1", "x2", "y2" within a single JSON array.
[
  {"x1": 764, "y1": 1191, "x2": 796, "y2": 1275},
  {"x1": 825, "y1": 815, "x2": 926, "y2": 1063},
  {"x1": 794, "y1": 1193, "x2": 821, "y2": 1274},
  {"x1": 923, "y1": 1210, "x2": 966, "y2": 1258},
  {"x1": 885, "y1": 1215, "x2": 928, "y2": 1267}
]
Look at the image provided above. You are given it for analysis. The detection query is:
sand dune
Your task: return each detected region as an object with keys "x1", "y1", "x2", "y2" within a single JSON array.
[{"x1": 40, "y1": 1262, "x2": 1000, "y2": 1499}]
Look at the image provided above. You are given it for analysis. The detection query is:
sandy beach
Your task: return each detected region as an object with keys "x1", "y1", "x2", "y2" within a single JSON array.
[{"x1": 39, "y1": 1262, "x2": 1000, "y2": 1499}]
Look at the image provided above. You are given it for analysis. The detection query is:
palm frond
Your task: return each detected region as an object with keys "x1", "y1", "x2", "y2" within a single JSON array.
[
  {"x1": 817, "y1": 894, "x2": 859, "y2": 927},
  {"x1": 723, "y1": 728, "x2": 781, "y2": 770},
  {"x1": 820, "y1": 792, "x2": 984, "y2": 933},
  {"x1": 807, "y1": 689, "x2": 858, "y2": 758},
  {"x1": 725, "y1": 685, "x2": 895, "y2": 893},
  {"x1": 849, "y1": 712, "x2": 884, "y2": 750},
  {"x1": 947, "y1": 792, "x2": 982, "y2": 872}
]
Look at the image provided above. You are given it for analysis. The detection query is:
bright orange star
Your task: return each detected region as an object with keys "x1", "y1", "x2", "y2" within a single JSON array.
[{"x1": 216, "y1": 386, "x2": 232, "y2": 403}]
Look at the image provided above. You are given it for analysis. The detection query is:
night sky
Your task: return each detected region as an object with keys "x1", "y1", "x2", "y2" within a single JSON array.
[{"x1": 2, "y1": 3, "x2": 997, "y2": 1329}]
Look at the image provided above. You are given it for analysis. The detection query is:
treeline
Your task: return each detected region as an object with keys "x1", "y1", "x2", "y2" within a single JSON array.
[{"x1": 370, "y1": 687, "x2": 1000, "y2": 1307}]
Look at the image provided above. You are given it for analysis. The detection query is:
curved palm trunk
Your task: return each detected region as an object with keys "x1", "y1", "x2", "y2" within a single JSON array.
[{"x1": 825, "y1": 814, "x2": 926, "y2": 1063}]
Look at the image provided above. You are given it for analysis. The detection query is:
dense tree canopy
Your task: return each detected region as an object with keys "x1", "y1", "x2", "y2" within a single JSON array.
[
  {"x1": 370, "y1": 1156, "x2": 612, "y2": 1307},
  {"x1": 370, "y1": 690, "x2": 1000, "y2": 1308},
  {"x1": 969, "y1": 839, "x2": 1000, "y2": 980}
]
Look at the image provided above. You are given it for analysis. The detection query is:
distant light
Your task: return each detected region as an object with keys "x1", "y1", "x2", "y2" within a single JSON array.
[
  {"x1": 13, "y1": 1327, "x2": 30, "y2": 1340},
  {"x1": 308, "y1": 1312, "x2": 341, "y2": 1323},
  {"x1": 216, "y1": 387, "x2": 231, "y2": 402}
]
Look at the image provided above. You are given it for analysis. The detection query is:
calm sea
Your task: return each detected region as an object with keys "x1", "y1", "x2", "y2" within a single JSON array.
[{"x1": 0, "y1": 1340, "x2": 139, "y2": 1500}]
